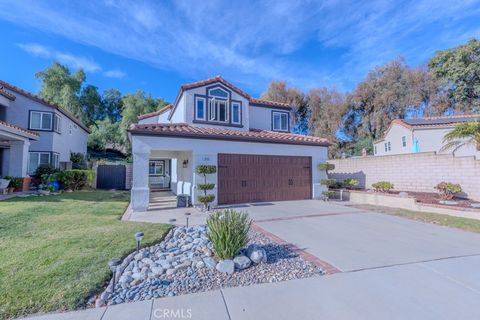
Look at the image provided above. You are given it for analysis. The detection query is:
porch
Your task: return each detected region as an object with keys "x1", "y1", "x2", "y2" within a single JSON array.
[{"x1": 0, "y1": 120, "x2": 38, "y2": 179}]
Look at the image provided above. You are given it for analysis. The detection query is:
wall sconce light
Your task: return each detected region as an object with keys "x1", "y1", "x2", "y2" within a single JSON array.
[{"x1": 182, "y1": 159, "x2": 189, "y2": 168}]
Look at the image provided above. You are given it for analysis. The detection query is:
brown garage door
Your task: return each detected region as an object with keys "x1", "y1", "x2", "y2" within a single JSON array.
[{"x1": 217, "y1": 153, "x2": 312, "y2": 205}]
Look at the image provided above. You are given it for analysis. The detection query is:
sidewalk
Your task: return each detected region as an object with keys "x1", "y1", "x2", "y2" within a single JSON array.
[{"x1": 20, "y1": 254, "x2": 480, "y2": 320}]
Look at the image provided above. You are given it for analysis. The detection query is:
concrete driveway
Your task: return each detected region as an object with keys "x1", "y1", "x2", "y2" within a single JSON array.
[{"x1": 230, "y1": 200, "x2": 480, "y2": 272}]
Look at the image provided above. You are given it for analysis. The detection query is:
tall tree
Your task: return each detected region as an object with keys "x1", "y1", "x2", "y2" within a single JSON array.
[
  {"x1": 428, "y1": 39, "x2": 480, "y2": 114},
  {"x1": 88, "y1": 118, "x2": 123, "y2": 152},
  {"x1": 120, "y1": 90, "x2": 169, "y2": 145},
  {"x1": 349, "y1": 57, "x2": 435, "y2": 141},
  {"x1": 261, "y1": 80, "x2": 308, "y2": 133},
  {"x1": 103, "y1": 89, "x2": 123, "y2": 122},
  {"x1": 35, "y1": 62, "x2": 85, "y2": 117},
  {"x1": 79, "y1": 85, "x2": 105, "y2": 126},
  {"x1": 307, "y1": 87, "x2": 348, "y2": 157}
]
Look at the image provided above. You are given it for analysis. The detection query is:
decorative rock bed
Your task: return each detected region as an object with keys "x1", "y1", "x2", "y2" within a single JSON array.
[{"x1": 97, "y1": 225, "x2": 323, "y2": 306}]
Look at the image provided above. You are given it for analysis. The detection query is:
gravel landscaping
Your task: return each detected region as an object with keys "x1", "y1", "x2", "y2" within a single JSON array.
[{"x1": 99, "y1": 225, "x2": 323, "y2": 306}]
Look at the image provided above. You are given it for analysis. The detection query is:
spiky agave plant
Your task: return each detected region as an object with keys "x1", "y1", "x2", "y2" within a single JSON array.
[
  {"x1": 206, "y1": 209, "x2": 252, "y2": 259},
  {"x1": 441, "y1": 121, "x2": 480, "y2": 153}
]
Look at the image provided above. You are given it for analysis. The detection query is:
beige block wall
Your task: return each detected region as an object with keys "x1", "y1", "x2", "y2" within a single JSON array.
[{"x1": 329, "y1": 152, "x2": 480, "y2": 201}]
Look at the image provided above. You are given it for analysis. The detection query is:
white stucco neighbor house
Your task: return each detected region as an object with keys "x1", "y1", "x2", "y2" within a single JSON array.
[
  {"x1": 0, "y1": 80, "x2": 89, "y2": 188},
  {"x1": 128, "y1": 76, "x2": 329, "y2": 211},
  {"x1": 373, "y1": 114, "x2": 480, "y2": 158}
]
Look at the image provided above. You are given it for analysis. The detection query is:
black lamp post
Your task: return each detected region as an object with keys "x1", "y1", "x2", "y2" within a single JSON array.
[
  {"x1": 108, "y1": 258, "x2": 121, "y2": 292},
  {"x1": 168, "y1": 218, "x2": 176, "y2": 225},
  {"x1": 134, "y1": 231, "x2": 144, "y2": 253}
]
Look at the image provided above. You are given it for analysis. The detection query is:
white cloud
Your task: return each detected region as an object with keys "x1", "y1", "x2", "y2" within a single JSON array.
[
  {"x1": 16, "y1": 42, "x2": 126, "y2": 77},
  {"x1": 3, "y1": 0, "x2": 480, "y2": 91},
  {"x1": 103, "y1": 69, "x2": 126, "y2": 79}
]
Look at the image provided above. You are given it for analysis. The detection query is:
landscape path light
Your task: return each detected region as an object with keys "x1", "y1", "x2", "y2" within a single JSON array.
[
  {"x1": 134, "y1": 231, "x2": 144, "y2": 253},
  {"x1": 108, "y1": 258, "x2": 121, "y2": 292}
]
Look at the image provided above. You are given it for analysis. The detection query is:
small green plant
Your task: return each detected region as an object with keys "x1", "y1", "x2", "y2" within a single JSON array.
[
  {"x1": 4, "y1": 176, "x2": 22, "y2": 190},
  {"x1": 343, "y1": 178, "x2": 359, "y2": 189},
  {"x1": 196, "y1": 165, "x2": 216, "y2": 209},
  {"x1": 320, "y1": 179, "x2": 337, "y2": 187},
  {"x1": 322, "y1": 190, "x2": 336, "y2": 201},
  {"x1": 372, "y1": 181, "x2": 394, "y2": 192},
  {"x1": 207, "y1": 209, "x2": 252, "y2": 259},
  {"x1": 318, "y1": 163, "x2": 335, "y2": 172},
  {"x1": 435, "y1": 182, "x2": 462, "y2": 200}
]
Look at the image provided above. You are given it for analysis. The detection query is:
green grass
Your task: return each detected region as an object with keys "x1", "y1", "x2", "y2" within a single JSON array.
[
  {"x1": 353, "y1": 204, "x2": 480, "y2": 233},
  {"x1": 0, "y1": 190, "x2": 170, "y2": 320}
]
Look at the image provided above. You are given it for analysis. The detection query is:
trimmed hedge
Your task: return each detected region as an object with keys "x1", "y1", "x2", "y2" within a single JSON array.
[{"x1": 372, "y1": 181, "x2": 394, "y2": 192}]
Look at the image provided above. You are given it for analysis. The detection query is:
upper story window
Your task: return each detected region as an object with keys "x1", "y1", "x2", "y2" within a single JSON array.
[
  {"x1": 231, "y1": 102, "x2": 241, "y2": 124},
  {"x1": 30, "y1": 111, "x2": 53, "y2": 131},
  {"x1": 401, "y1": 136, "x2": 406, "y2": 147},
  {"x1": 384, "y1": 142, "x2": 388, "y2": 152},
  {"x1": 208, "y1": 88, "x2": 228, "y2": 98},
  {"x1": 209, "y1": 98, "x2": 228, "y2": 122},
  {"x1": 272, "y1": 111, "x2": 289, "y2": 132},
  {"x1": 53, "y1": 114, "x2": 61, "y2": 133},
  {"x1": 388, "y1": 141, "x2": 391, "y2": 151},
  {"x1": 374, "y1": 146, "x2": 377, "y2": 154},
  {"x1": 195, "y1": 97, "x2": 206, "y2": 120}
]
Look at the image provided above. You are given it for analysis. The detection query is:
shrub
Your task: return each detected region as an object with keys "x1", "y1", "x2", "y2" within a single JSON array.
[
  {"x1": 343, "y1": 178, "x2": 359, "y2": 189},
  {"x1": 320, "y1": 179, "x2": 337, "y2": 187},
  {"x1": 196, "y1": 165, "x2": 217, "y2": 209},
  {"x1": 3, "y1": 176, "x2": 22, "y2": 189},
  {"x1": 197, "y1": 183, "x2": 215, "y2": 191},
  {"x1": 34, "y1": 165, "x2": 59, "y2": 182},
  {"x1": 372, "y1": 181, "x2": 394, "y2": 192},
  {"x1": 318, "y1": 163, "x2": 335, "y2": 171},
  {"x1": 435, "y1": 182, "x2": 462, "y2": 200},
  {"x1": 322, "y1": 190, "x2": 336, "y2": 201},
  {"x1": 70, "y1": 152, "x2": 88, "y2": 169},
  {"x1": 207, "y1": 209, "x2": 252, "y2": 259},
  {"x1": 58, "y1": 170, "x2": 95, "y2": 191}
]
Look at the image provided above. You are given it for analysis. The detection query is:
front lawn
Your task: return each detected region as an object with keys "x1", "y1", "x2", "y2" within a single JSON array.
[
  {"x1": 352, "y1": 204, "x2": 480, "y2": 233},
  {"x1": 0, "y1": 190, "x2": 170, "y2": 320}
]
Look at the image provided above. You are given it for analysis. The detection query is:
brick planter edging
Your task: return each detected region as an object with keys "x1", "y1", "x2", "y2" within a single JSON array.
[{"x1": 251, "y1": 223, "x2": 341, "y2": 275}]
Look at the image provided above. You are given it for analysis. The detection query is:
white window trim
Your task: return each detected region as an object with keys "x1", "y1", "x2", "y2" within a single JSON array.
[
  {"x1": 208, "y1": 87, "x2": 229, "y2": 98},
  {"x1": 149, "y1": 160, "x2": 165, "y2": 176},
  {"x1": 272, "y1": 111, "x2": 289, "y2": 132},
  {"x1": 208, "y1": 98, "x2": 229, "y2": 123},
  {"x1": 52, "y1": 153, "x2": 60, "y2": 169},
  {"x1": 28, "y1": 152, "x2": 51, "y2": 174},
  {"x1": 29, "y1": 111, "x2": 53, "y2": 131},
  {"x1": 195, "y1": 97, "x2": 206, "y2": 121},
  {"x1": 231, "y1": 102, "x2": 241, "y2": 124},
  {"x1": 54, "y1": 114, "x2": 61, "y2": 133}
]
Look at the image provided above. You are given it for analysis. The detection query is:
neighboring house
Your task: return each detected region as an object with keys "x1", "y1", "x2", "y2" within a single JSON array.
[
  {"x1": 129, "y1": 76, "x2": 329, "y2": 211},
  {"x1": 0, "y1": 80, "x2": 89, "y2": 185},
  {"x1": 373, "y1": 114, "x2": 480, "y2": 158}
]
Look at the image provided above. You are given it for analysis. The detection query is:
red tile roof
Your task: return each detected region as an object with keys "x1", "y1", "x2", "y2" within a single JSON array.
[
  {"x1": 137, "y1": 104, "x2": 173, "y2": 120},
  {"x1": 170, "y1": 76, "x2": 292, "y2": 112},
  {"x1": 128, "y1": 123, "x2": 329, "y2": 147},
  {"x1": 0, "y1": 120, "x2": 39, "y2": 139},
  {"x1": 0, "y1": 87, "x2": 16, "y2": 101},
  {"x1": 0, "y1": 80, "x2": 90, "y2": 133}
]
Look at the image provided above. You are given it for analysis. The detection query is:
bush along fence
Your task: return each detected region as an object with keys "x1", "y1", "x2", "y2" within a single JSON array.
[
  {"x1": 329, "y1": 152, "x2": 480, "y2": 201},
  {"x1": 37, "y1": 165, "x2": 96, "y2": 194}
]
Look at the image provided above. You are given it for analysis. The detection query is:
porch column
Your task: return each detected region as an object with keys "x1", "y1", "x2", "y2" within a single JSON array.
[
  {"x1": 9, "y1": 140, "x2": 30, "y2": 177},
  {"x1": 131, "y1": 150, "x2": 150, "y2": 211}
]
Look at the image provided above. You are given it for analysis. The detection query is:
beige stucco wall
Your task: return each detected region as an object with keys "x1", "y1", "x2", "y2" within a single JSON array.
[{"x1": 329, "y1": 152, "x2": 480, "y2": 201}]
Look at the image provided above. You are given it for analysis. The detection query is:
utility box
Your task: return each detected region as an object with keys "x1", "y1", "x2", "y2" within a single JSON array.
[{"x1": 177, "y1": 194, "x2": 191, "y2": 207}]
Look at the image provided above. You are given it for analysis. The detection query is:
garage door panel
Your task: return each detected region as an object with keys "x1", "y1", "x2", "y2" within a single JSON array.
[{"x1": 218, "y1": 153, "x2": 312, "y2": 205}]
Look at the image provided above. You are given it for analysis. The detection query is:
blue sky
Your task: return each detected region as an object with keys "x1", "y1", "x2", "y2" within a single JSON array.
[{"x1": 0, "y1": 0, "x2": 479, "y2": 102}]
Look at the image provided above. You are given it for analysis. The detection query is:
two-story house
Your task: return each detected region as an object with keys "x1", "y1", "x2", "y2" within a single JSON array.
[
  {"x1": 0, "y1": 80, "x2": 89, "y2": 188},
  {"x1": 373, "y1": 115, "x2": 480, "y2": 158},
  {"x1": 128, "y1": 76, "x2": 329, "y2": 211}
]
